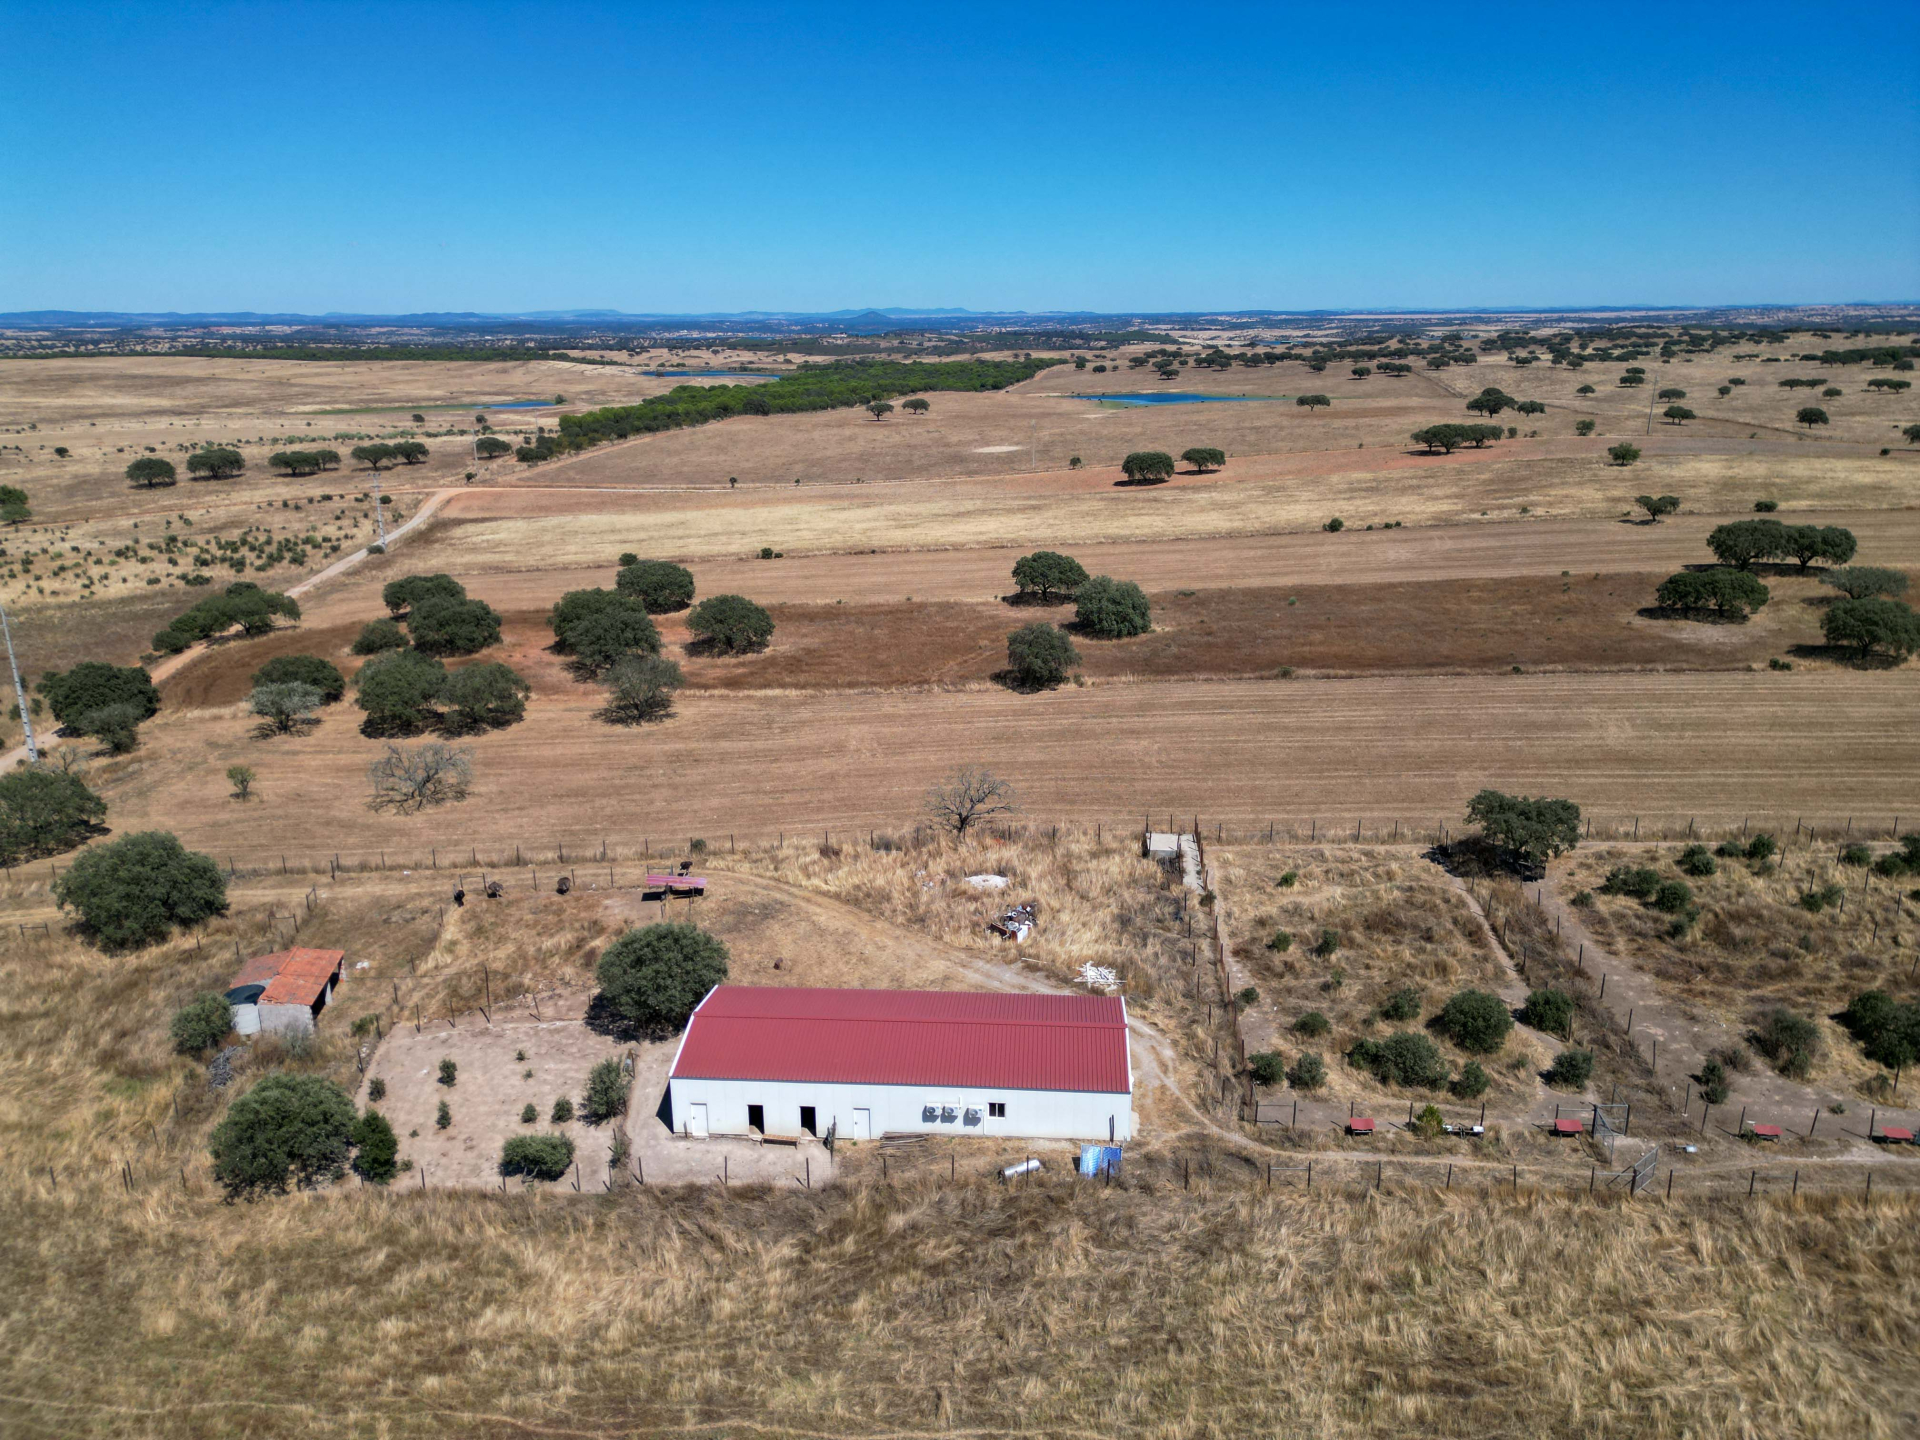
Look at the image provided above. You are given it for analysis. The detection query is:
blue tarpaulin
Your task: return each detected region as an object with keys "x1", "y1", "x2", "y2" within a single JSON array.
[{"x1": 1078, "y1": 1145, "x2": 1122, "y2": 1177}]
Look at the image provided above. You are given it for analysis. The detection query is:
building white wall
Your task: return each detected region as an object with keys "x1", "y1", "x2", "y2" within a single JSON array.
[
  {"x1": 258, "y1": 1002, "x2": 317, "y2": 1036},
  {"x1": 667, "y1": 1076, "x2": 1133, "y2": 1143}
]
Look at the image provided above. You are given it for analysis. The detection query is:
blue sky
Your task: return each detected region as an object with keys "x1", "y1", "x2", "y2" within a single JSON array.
[{"x1": 2, "y1": 1, "x2": 1915, "y2": 314}]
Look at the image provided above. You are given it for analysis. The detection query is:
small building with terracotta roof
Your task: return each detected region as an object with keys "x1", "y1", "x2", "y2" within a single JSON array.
[
  {"x1": 225, "y1": 947, "x2": 346, "y2": 1037},
  {"x1": 666, "y1": 985, "x2": 1134, "y2": 1144}
]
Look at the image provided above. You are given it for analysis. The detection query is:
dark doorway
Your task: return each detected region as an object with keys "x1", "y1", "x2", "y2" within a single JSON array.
[
  {"x1": 747, "y1": 1104, "x2": 764, "y2": 1134},
  {"x1": 799, "y1": 1106, "x2": 816, "y2": 1137}
]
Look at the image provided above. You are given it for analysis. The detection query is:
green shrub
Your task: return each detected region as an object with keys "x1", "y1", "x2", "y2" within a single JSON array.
[
  {"x1": 1286, "y1": 1052, "x2": 1326, "y2": 1090},
  {"x1": 1450, "y1": 1061, "x2": 1490, "y2": 1099},
  {"x1": 1348, "y1": 1032, "x2": 1448, "y2": 1088},
  {"x1": 1248, "y1": 1051, "x2": 1285, "y2": 1087},
  {"x1": 1006, "y1": 623, "x2": 1079, "y2": 688},
  {"x1": 0, "y1": 766, "x2": 107, "y2": 866},
  {"x1": 1311, "y1": 928, "x2": 1339, "y2": 959},
  {"x1": 170, "y1": 992, "x2": 233, "y2": 1054},
  {"x1": 616, "y1": 560, "x2": 696, "y2": 613},
  {"x1": 351, "y1": 1109, "x2": 398, "y2": 1184},
  {"x1": 1277, "y1": 870, "x2": 1298, "y2": 887},
  {"x1": 1841, "y1": 990, "x2": 1920, "y2": 1070},
  {"x1": 1600, "y1": 865, "x2": 1660, "y2": 900},
  {"x1": 351, "y1": 618, "x2": 407, "y2": 654},
  {"x1": 582, "y1": 1058, "x2": 631, "y2": 1123},
  {"x1": 1234, "y1": 986, "x2": 1259, "y2": 1012},
  {"x1": 500, "y1": 1134, "x2": 574, "y2": 1181},
  {"x1": 1267, "y1": 930, "x2": 1293, "y2": 952},
  {"x1": 1838, "y1": 843, "x2": 1872, "y2": 868},
  {"x1": 1545, "y1": 1049, "x2": 1594, "y2": 1090},
  {"x1": 1700, "y1": 1057, "x2": 1731, "y2": 1105},
  {"x1": 407, "y1": 595, "x2": 502, "y2": 657},
  {"x1": 1520, "y1": 987, "x2": 1573, "y2": 1037},
  {"x1": 1798, "y1": 883, "x2": 1844, "y2": 913},
  {"x1": 521, "y1": 1103, "x2": 537, "y2": 1123},
  {"x1": 53, "y1": 830, "x2": 227, "y2": 949},
  {"x1": 1073, "y1": 576, "x2": 1152, "y2": 638},
  {"x1": 208, "y1": 1073, "x2": 356, "y2": 1198},
  {"x1": 1714, "y1": 840, "x2": 1746, "y2": 858},
  {"x1": 1751, "y1": 1008, "x2": 1819, "y2": 1078},
  {"x1": 438, "y1": 1058, "x2": 457, "y2": 1086},
  {"x1": 435, "y1": 1099, "x2": 451, "y2": 1130},
  {"x1": 595, "y1": 922, "x2": 730, "y2": 1035},
  {"x1": 1379, "y1": 986, "x2": 1421, "y2": 1022},
  {"x1": 1292, "y1": 1011, "x2": 1329, "y2": 1037},
  {"x1": 251, "y1": 654, "x2": 345, "y2": 704},
  {"x1": 1745, "y1": 833, "x2": 1777, "y2": 862},
  {"x1": 1651, "y1": 879, "x2": 1694, "y2": 914},
  {"x1": 687, "y1": 594, "x2": 774, "y2": 653},
  {"x1": 549, "y1": 1097, "x2": 574, "y2": 1123},
  {"x1": 1677, "y1": 844, "x2": 1717, "y2": 877},
  {"x1": 1438, "y1": 989, "x2": 1512, "y2": 1054}
]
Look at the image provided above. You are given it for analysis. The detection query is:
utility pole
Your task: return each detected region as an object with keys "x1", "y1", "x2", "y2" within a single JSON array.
[
  {"x1": 371, "y1": 480, "x2": 388, "y2": 548},
  {"x1": 0, "y1": 597, "x2": 36, "y2": 763}
]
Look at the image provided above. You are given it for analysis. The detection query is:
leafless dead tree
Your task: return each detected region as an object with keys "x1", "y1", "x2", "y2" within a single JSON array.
[
  {"x1": 367, "y1": 741, "x2": 473, "y2": 814},
  {"x1": 925, "y1": 765, "x2": 1018, "y2": 838}
]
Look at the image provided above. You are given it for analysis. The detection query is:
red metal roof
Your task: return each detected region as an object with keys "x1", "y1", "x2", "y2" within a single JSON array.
[
  {"x1": 1878, "y1": 1126, "x2": 1914, "y2": 1143},
  {"x1": 1552, "y1": 1118, "x2": 1584, "y2": 1135},
  {"x1": 228, "y1": 948, "x2": 344, "y2": 1007},
  {"x1": 670, "y1": 986, "x2": 1129, "y2": 1093}
]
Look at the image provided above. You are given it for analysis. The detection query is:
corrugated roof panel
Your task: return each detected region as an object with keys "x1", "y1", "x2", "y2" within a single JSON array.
[{"x1": 671, "y1": 987, "x2": 1129, "y2": 1093}]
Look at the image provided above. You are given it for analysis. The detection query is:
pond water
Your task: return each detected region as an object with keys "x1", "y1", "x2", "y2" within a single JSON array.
[
  {"x1": 471, "y1": 400, "x2": 555, "y2": 410},
  {"x1": 1072, "y1": 392, "x2": 1282, "y2": 407}
]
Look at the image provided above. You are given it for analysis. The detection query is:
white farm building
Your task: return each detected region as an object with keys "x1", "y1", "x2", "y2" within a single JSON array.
[
  {"x1": 224, "y1": 947, "x2": 345, "y2": 1037},
  {"x1": 667, "y1": 986, "x2": 1134, "y2": 1144}
]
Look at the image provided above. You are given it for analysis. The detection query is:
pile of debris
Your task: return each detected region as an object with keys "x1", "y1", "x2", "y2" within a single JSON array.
[
  {"x1": 1075, "y1": 962, "x2": 1119, "y2": 991},
  {"x1": 986, "y1": 902, "x2": 1036, "y2": 942}
]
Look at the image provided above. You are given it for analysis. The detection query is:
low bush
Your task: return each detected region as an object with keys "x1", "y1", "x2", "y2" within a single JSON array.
[
  {"x1": 435, "y1": 1100, "x2": 451, "y2": 1130},
  {"x1": 1286, "y1": 1052, "x2": 1326, "y2": 1090},
  {"x1": 1841, "y1": 990, "x2": 1920, "y2": 1070},
  {"x1": 1838, "y1": 843, "x2": 1872, "y2": 868},
  {"x1": 366, "y1": 1078, "x2": 386, "y2": 1103},
  {"x1": 1267, "y1": 929, "x2": 1293, "y2": 952},
  {"x1": 1676, "y1": 844, "x2": 1717, "y2": 877},
  {"x1": 500, "y1": 1134, "x2": 575, "y2": 1181},
  {"x1": 1750, "y1": 1008, "x2": 1819, "y2": 1078},
  {"x1": 1292, "y1": 1011, "x2": 1329, "y2": 1037},
  {"x1": 1450, "y1": 1060, "x2": 1490, "y2": 1099},
  {"x1": 521, "y1": 1103, "x2": 537, "y2": 1123},
  {"x1": 1798, "y1": 883, "x2": 1844, "y2": 913},
  {"x1": 1311, "y1": 928, "x2": 1339, "y2": 959},
  {"x1": 170, "y1": 992, "x2": 233, "y2": 1053},
  {"x1": 1438, "y1": 989, "x2": 1512, "y2": 1054},
  {"x1": 1379, "y1": 986, "x2": 1421, "y2": 1022},
  {"x1": 582, "y1": 1058, "x2": 631, "y2": 1123},
  {"x1": 1520, "y1": 987, "x2": 1573, "y2": 1037},
  {"x1": 550, "y1": 1097, "x2": 574, "y2": 1123},
  {"x1": 1700, "y1": 1057, "x2": 1732, "y2": 1105},
  {"x1": 351, "y1": 618, "x2": 407, "y2": 654},
  {"x1": 1544, "y1": 1050, "x2": 1594, "y2": 1090},
  {"x1": 1248, "y1": 1051, "x2": 1285, "y2": 1087},
  {"x1": 1651, "y1": 879, "x2": 1694, "y2": 914},
  {"x1": 1348, "y1": 1032, "x2": 1448, "y2": 1088},
  {"x1": 251, "y1": 654, "x2": 345, "y2": 703},
  {"x1": 438, "y1": 1058, "x2": 457, "y2": 1086},
  {"x1": 1600, "y1": 865, "x2": 1661, "y2": 900},
  {"x1": 1745, "y1": 833, "x2": 1778, "y2": 862},
  {"x1": 351, "y1": 1110, "x2": 398, "y2": 1184}
]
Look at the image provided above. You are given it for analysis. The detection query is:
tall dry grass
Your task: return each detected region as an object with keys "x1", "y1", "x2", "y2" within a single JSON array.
[{"x1": 0, "y1": 1175, "x2": 1914, "y2": 1439}]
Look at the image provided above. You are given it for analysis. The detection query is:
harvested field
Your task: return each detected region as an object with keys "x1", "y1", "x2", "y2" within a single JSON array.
[
  {"x1": 286, "y1": 502, "x2": 1920, "y2": 620},
  {"x1": 89, "y1": 669, "x2": 1920, "y2": 861}
]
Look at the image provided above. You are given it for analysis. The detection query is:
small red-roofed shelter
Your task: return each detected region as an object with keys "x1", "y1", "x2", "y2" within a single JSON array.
[
  {"x1": 1552, "y1": 1117, "x2": 1584, "y2": 1137},
  {"x1": 1345, "y1": 1117, "x2": 1375, "y2": 1136},
  {"x1": 1875, "y1": 1126, "x2": 1914, "y2": 1145},
  {"x1": 1749, "y1": 1123, "x2": 1782, "y2": 1141},
  {"x1": 226, "y1": 947, "x2": 346, "y2": 1037}
]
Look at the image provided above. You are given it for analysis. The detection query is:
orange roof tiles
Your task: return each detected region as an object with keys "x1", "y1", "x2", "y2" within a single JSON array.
[{"x1": 229, "y1": 947, "x2": 344, "y2": 1007}]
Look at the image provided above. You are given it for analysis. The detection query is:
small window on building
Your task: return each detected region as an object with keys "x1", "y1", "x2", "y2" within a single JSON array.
[{"x1": 988, "y1": 1102, "x2": 1006, "y2": 1119}]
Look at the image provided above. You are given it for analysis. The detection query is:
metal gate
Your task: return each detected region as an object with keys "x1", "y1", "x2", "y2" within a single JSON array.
[{"x1": 1591, "y1": 1102, "x2": 1631, "y2": 1164}]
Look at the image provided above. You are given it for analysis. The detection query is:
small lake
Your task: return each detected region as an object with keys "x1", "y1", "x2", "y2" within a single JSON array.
[{"x1": 1072, "y1": 392, "x2": 1282, "y2": 407}]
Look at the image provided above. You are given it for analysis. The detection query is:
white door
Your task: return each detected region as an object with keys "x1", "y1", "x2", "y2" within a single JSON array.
[
  {"x1": 850, "y1": 1108, "x2": 871, "y2": 1140},
  {"x1": 686, "y1": 1102, "x2": 709, "y2": 1138}
]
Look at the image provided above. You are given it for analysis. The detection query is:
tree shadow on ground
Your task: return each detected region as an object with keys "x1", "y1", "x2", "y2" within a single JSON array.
[
  {"x1": 990, "y1": 666, "x2": 1071, "y2": 695},
  {"x1": 1635, "y1": 604, "x2": 1753, "y2": 625},
  {"x1": 1112, "y1": 476, "x2": 1171, "y2": 488},
  {"x1": 1786, "y1": 641, "x2": 1909, "y2": 670},
  {"x1": 1000, "y1": 591, "x2": 1074, "y2": 609}
]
